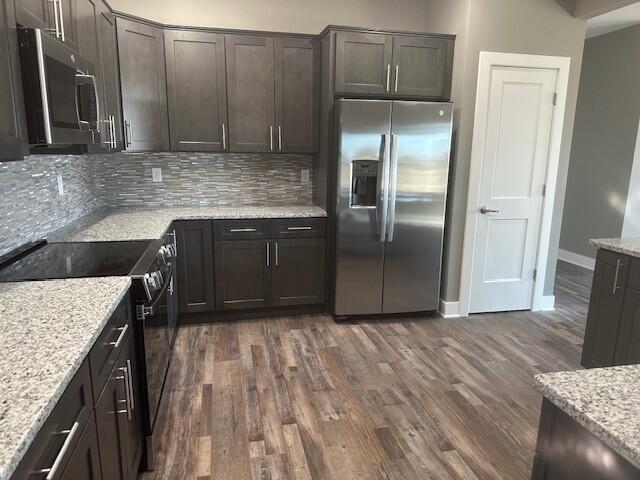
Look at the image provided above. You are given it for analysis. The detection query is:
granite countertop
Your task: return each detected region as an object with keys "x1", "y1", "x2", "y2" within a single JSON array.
[
  {"x1": 591, "y1": 237, "x2": 640, "y2": 258},
  {"x1": 48, "y1": 205, "x2": 327, "y2": 242},
  {"x1": 0, "y1": 277, "x2": 131, "y2": 480},
  {"x1": 534, "y1": 365, "x2": 640, "y2": 469}
]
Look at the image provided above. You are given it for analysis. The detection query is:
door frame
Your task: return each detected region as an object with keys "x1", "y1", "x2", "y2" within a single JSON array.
[{"x1": 459, "y1": 52, "x2": 571, "y2": 317}]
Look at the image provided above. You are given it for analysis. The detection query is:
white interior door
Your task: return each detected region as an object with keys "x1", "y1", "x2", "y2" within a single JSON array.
[{"x1": 469, "y1": 66, "x2": 558, "y2": 313}]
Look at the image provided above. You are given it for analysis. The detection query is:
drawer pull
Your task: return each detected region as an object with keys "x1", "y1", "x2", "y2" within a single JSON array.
[
  {"x1": 36, "y1": 421, "x2": 80, "y2": 479},
  {"x1": 287, "y1": 226, "x2": 312, "y2": 231},
  {"x1": 229, "y1": 228, "x2": 257, "y2": 233},
  {"x1": 108, "y1": 324, "x2": 128, "y2": 349}
]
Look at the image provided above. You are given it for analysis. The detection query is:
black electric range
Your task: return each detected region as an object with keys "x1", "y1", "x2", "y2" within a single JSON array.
[{"x1": 0, "y1": 234, "x2": 178, "y2": 472}]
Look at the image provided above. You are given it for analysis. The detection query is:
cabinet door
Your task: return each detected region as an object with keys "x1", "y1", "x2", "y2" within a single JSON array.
[
  {"x1": 214, "y1": 240, "x2": 271, "y2": 309},
  {"x1": 165, "y1": 30, "x2": 228, "y2": 152},
  {"x1": 335, "y1": 31, "x2": 393, "y2": 95},
  {"x1": 272, "y1": 238, "x2": 325, "y2": 306},
  {"x1": 60, "y1": 415, "x2": 102, "y2": 480},
  {"x1": 581, "y1": 249, "x2": 630, "y2": 368},
  {"x1": 58, "y1": 0, "x2": 78, "y2": 50},
  {"x1": 117, "y1": 17, "x2": 169, "y2": 151},
  {"x1": 391, "y1": 36, "x2": 453, "y2": 98},
  {"x1": 274, "y1": 37, "x2": 319, "y2": 153},
  {"x1": 615, "y1": 288, "x2": 640, "y2": 365},
  {"x1": 176, "y1": 220, "x2": 215, "y2": 313},
  {"x1": 122, "y1": 337, "x2": 143, "y2": 479},
  {"x1": 225, "y1": 34, "x2": 275, "y2": 152},
  {"x1": 1, "y1": 0, "x2": 24, "y2": 159},
  {"x1": 14, "y1": 0, "x2": 50, "y2": 29},
  {"x1": 95, "y1": 341, "x2": 130, "y2": 480},
  {"x1": 96, "y1": 1, "x2": 122, "y2": 150}
]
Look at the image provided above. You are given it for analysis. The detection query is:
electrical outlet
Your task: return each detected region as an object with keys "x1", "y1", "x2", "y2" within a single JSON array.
[
  {"x1": 301, "y1": 169, "x2": 310, "y2": 184},
  {"x1": 152, "y1": 168, "x2": 163, "y2": 183},
  {"x1": 57, "y1": 175, "x2": 64, "y2": 196}
]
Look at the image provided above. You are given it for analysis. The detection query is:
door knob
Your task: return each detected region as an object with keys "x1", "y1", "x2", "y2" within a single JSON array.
[{"x1": 480, "y1": 207, "x2": 500, "y2": 214}]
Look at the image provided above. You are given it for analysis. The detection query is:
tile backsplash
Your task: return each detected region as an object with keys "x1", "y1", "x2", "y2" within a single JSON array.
[{"x1": 0, "y1": 151, "x2": 315, "y2": 256}]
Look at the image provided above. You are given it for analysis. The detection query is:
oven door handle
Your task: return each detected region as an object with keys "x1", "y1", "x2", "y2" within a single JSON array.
[{"x1": 140, "y1": 262, "x2": 174, "y2": 319}]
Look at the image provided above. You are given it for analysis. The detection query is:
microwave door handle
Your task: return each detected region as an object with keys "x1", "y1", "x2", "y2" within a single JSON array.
[{"x1": 90, "y1": 75, "x2": 100, "y2": 134}]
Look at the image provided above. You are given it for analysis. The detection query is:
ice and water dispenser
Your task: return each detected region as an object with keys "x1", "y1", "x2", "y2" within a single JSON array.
[{"x1": 350, "y1": 159, "x2": 379, "y2": 208}]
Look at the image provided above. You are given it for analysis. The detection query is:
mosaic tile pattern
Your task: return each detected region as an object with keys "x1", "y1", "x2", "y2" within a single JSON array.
[
  {"x1": 91, "y1": 151, "x2": 315, "y2": 208},
  {"x1": 1, "y1": 152, "x2": 317, "y2": 256},
  {"x1": 0, "y1": 155, "x2": 97, "y2": 256}
]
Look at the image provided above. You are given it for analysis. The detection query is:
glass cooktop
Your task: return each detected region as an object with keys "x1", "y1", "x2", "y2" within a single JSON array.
[{"x1": 0, "y1": 241, "x2": 153, "y2": 282}]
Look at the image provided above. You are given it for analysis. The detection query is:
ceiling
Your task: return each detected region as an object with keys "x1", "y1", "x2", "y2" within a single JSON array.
[{"x1": 586, "y1": 1, "x2": 640, "y2": 37}]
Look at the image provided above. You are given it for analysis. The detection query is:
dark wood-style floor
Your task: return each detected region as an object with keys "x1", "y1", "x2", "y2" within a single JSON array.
[{"x1": 140, "y1": 261, "x2": 593, "y2": 480}]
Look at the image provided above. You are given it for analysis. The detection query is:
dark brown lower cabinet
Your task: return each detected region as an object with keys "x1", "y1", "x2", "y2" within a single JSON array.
[
  {"x1": 615, "y1": 287, "x2": 640, "y2": 365},
  {"x1": 272, "y1": 238, "x2": 325, "y2": 306},
  {"x1": 532, "y1": 398, "x2": 639, "y2": 479},
  {"x1": 175, "y1": 220, "x2": 216, "y2": 313},
  {"x1": 95, "y1": 334, "x2": 142, "y2": 480},
  {"x1": 60, "y1": 415, "x2": 102, "y2": 480},
  {"x1": 214, "y1": 240, "x2": 271, "y2": 309}
]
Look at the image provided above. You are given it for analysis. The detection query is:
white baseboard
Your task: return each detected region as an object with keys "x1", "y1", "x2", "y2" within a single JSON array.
[
  {"x1": 439, "y1": 299, "x2": 462, "y2": 318},
  {"x1": 558, "y1": 249, "x2": 595, "y2": 270},
  {"x1": 539, "y1": 295, "x2": 556, "y2": 312}
]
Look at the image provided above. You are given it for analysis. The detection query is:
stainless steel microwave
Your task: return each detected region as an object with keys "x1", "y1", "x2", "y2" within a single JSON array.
[{"x1": 17, "y1": 27, "x2": 100, "y2": 146}]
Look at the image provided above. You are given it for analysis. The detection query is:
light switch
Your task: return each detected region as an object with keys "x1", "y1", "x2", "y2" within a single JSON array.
[{"x1": 152, "y1": 168, "x2": 163, "y2": 183}]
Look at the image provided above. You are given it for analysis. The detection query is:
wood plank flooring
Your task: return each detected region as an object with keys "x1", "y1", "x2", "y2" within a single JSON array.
[{"x1": 140, "y1": 261, "x2": 592, "y2": 480}]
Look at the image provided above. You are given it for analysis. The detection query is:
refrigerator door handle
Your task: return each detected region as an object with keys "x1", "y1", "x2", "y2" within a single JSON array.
[
  {"x1": 378, "y1": 133, "x2": 391, "y2": 242},
  {"x1": 386, "y1": 134, "x2": 399, "y2": 242}
]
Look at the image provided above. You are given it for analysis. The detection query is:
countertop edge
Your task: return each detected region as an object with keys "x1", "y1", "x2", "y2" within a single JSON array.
[
  {"x1": 533, "y1": 374, "x2": 640, "y2": 470},
  {"x1": 590, "y1": 238, "x2": 640, "y2": 258},
  {"x1": 0, "y1": 278, "x2": 132, "y2": 480}
]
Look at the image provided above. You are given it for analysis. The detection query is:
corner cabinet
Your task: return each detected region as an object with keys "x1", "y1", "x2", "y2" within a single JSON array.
[
  {"x1": 165, "y1": 30, "x2": 228, "y2": 152},
  {"x1": 117, "y1": 17, "x2": 169, "y2": 151},
  {"x1": 581, "y1": 248, "x2": 640, "y2": 368},
  {"x1": 333, "y1": 29, "x2": 454, "y2": 99}
]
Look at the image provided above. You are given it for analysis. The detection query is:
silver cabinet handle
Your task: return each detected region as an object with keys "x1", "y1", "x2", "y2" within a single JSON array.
[
  {"x1": 222, "y1": 123, "x2": 226, "y2": 150},
  {"x1": 386, "y1": 64, "x2": 391, "y2": 92},
  {"x1": 49, "y1": 0, "x2": 61, "y2": 39},
  {"x1": 124, "y1": 121, "x2": 132, "y2": 147},
  {"x1": 395, "y1": 65, "x2": 399, "y2": 92},
  {"x1": 275, "y1": 242, "x2": 278, "y2": 267},
  {"x1": 36, "y1": 421, "x2": 80, "y2": 479},
  {"x1": 119, "y1": 367, "x2": 132, "y2": 420},
  {"x1": 109, "y1": 324, "x2": 128, "y2": 349},
  {"x1": 287, "y1": 226, "x2": 312, "y2": 231},
  {"x1": 57, "y1": 0, "x2": 65, "y2": 42},
  {"x1": 230, "y1": 228, "x2": 257, "y2": 233},
  {"x1": 278, "y1": 126, "x2": 283, "y2": 151},
  {"x1": 613, "y1": 258, "x2": 622, "y2": 295},
  {"x1": 266, "y1": 242, "x2": 270, "y2": 267},
  {"x1": 269, "y1": 125, "x2": 274, "y2": 151},
  {"x1": 480, "y1": 207, "x2": 500, "y2": 214},
  {"x1": 126, "y1": 359, "x2": 135, "y2": 411}
]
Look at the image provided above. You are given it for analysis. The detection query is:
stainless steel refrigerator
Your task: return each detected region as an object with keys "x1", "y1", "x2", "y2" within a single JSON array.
[{"x1": 334, "y1": 99, "x2": 453, "y2": 316}]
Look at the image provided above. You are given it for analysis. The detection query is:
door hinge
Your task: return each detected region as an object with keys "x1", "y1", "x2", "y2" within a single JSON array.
[
  {"x1": 542, "y1": 184, "x2": 547, "y2": 197},
  {"x1": 552, "y1": 92, "x2": 558, "y2": 106},
  {"x1": 533, "y1": 268, "x2": 537, "y2": 281}
]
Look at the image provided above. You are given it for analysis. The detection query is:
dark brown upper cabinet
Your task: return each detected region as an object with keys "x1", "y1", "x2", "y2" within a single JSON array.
[
  {"x1": 274, "y1": 37, "x2": 319, "y2": 153},
  {"x1": 335, "y1": 31, "x2": 393, "y2": 95},
  {"x1": 14, "y1": 0, "x2": 51, "y2": 29},
  {"x1": 0, "y1": 0, "x2": 24, "y2": 160},
  {"x1": 334, "y1": 30, "x2": 454, "y2": 99},
  {"x1": 391, "y1": 35, "x2": 452, "y2": 98},
  {"x1": 225, "y1": 34, "x2": 275, "y2": 153},
  {"x1": 58, "y1": 0, "x2": 78, "y2": 50},
  {"x1": 165, "y1": 30, "x2": 228, "y2": 152},
  {"x1": 581, "y1": 249, "x2": 629, "y2": 368},
  {"x1": 96, "y1": 1, "x2": 122, "y2": 151},
  {"x1": 117, "y1": 17, "x2": 169, "y2": 151}
]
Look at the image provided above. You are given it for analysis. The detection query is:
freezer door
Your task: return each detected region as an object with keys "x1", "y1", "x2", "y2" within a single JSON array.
[
  {"x1": 382, "y1": 101, "x2": 453, "y2": 313},
  {"x1": 335, "y1": 99, "x2": 392, "y2": 316}
]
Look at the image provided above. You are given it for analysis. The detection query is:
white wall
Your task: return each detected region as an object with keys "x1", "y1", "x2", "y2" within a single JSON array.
[
  {"x1": 107, "y1": 0, "x2": 431, "y2": 34},
  {"x1": 622, "y1": 118, "x2": 640, "y2": 237}
]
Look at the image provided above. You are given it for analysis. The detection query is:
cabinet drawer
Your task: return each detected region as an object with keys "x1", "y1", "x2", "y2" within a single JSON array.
[
  {"x1": 213, "y1": 219, "x2": 270, "y2": 240},
  {"x1": 628, "y1": 257, "x2": 640, "y2": 291},
  {"x1": 11, "y1": 360, "x2": 93, "y2": 480},
  {"x1": 273, "y1": 218, "x2": 326, "y2": 238},
  {"x1": 88, "y1": 294, "x2": 130, "y2": 402}
]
